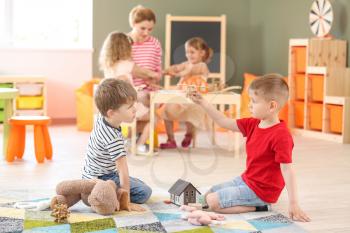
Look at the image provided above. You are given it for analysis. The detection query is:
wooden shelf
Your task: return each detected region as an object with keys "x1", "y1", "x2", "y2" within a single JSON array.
[
  {"x1": 0, "y1": 76, "x2": 47, "y2": 121},
  {"x1": 324, "y1": 96, "x2": 348, "y2": 105},
  {"x1": 288, "y1": 38, "x2": 349, "y2": 143}
]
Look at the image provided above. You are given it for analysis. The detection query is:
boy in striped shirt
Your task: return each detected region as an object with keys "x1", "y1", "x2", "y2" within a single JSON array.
[{"x1": 82, "y1": 79, "x2": 152, "y2": 205}]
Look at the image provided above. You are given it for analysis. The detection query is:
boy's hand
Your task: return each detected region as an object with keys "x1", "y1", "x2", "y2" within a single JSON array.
[{"x1": 289, "y1": 203, "x2": 311, "y2": 222}]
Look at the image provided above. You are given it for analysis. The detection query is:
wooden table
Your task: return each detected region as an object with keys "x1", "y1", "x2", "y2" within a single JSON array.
[
  {"x1": 145, "y1": 91, "x2": 241, "y2": 156},
  {"x1": 0, "y1": 88, "x2": 18, "y2": 157}
]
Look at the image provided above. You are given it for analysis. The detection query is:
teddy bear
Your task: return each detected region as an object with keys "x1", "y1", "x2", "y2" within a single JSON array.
[
  {"x1": 50, "y1": 179, "x2": 135, "y2": 215},
  {"x1": 180, "y1": 205, "x2": 225, "y2": 226}
]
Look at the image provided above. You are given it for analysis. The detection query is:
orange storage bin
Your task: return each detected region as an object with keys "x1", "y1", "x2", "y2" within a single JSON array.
[
  {"x1": 293, "y1": 46, "x2": 306, "y2": 74},
  {"x1": 308, "y1": 103, "x2": 323, "y2": 131},
  {"x1": 293, "y1": 101, "x2": 304, "y2": 128},
  {"x1": 294, "y1": 75, "x2": 305, "y2": 100},
  {"x1": 309, "y1": 74, "x2": 324, "y2": 102},
  {"x1": 326, "y1": 104, "x2": 343, "y2": 134}
]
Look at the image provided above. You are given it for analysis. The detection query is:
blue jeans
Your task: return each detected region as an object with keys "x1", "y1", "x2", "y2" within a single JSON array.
[
  {"x1": 209, "y1": 176, "x2": 268, "y2": 208},
  {"x1": 98, "y1": 172, "x2": 152, "y2": 204}
]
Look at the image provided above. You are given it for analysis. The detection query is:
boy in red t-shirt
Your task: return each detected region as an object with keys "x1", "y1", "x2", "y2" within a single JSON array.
[{"x1": 189, "y1": 74, "x2": 310, "y2": 222}]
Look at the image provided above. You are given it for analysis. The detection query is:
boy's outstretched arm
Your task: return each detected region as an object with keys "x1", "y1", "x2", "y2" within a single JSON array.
[
  {"x1": 189, "y1": 92, "x2": 240, "y2": 132},
  {"x1": 281, "y1": 163, "x2": 311, "y2": 222}
]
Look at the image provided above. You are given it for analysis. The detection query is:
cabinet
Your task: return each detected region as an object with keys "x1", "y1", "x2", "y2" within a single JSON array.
[
  {"x1": 288, "y1": 38, "x2": 350, "y2": 143},
  {"x1": 0, "y1": 76, "x2": 47, "y2": 122}
]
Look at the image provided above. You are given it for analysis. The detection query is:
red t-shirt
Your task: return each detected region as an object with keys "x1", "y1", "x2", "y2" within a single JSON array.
[{"x1": 237, "y1": 118, "x2": 293, "y2": 203}]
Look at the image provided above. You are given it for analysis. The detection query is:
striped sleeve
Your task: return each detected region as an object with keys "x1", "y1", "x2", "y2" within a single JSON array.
[
  {"x1": 106, "y1": 138, "x2": 127, "y2": 162},
  {"x1": 82, "y1": 115, "x2": 128, "y2": 179},
  {"x1": 131, "y1": 36, "x2": 162, "y2": 88},
  {"x1": 153, "y1": 38, "x2": 162, "y2": 74}
]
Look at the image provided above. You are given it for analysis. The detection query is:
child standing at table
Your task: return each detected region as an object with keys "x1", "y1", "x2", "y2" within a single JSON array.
[
  {"x1": 160, "y1": 37, "x2": 213, "y2": 149},
  {"x1": 99, "y1": 31, "x2": 160, "y2": 148}
]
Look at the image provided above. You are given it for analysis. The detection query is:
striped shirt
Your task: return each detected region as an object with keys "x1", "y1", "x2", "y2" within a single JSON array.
[
  {"x1": 131, "y1": 36, "x2": 162, "y2": 91},
  {"x1": 82, "y1": 114, "x2": 127, "y2": 179}
]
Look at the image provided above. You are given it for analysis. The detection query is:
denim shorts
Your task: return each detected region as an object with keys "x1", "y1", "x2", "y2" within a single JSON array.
[{"x1": 209, "y1": 176, "x2": 268, "y2": 208}]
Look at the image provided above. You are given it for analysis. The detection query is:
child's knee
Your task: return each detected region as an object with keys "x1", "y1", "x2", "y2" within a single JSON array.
[
  {"x1": 131, "y1": 185, "x2": 152, "y2": 204},
  {"x1": 206, "y1": 193, "x2": 221, "y2": 211}
]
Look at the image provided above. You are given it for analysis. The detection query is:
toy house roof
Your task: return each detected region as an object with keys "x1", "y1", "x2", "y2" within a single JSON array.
[{"x1": 168, "y1": 179, "x2": 201, "y2": 195}]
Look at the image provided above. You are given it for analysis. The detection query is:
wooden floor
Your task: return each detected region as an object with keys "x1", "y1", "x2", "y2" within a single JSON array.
[{"x1": 1, "y1": 125, "x2": 350, "y2": 232}]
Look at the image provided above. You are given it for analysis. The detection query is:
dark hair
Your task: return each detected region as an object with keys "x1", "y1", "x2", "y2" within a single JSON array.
[
  {"x1": 95, "y1": 79, "x2": 137, "y2": 116},
  {"x1": 249, "y1": 73, "x2": 289, "y2": 108}
]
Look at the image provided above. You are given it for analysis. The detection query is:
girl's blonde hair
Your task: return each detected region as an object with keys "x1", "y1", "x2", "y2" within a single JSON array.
[
  {"x1": 129, "y1": 5, "x2": 156, "y2": 27},
  {"x1": 185, "y1": 37, "x2": 213, "y2": 63},
  {"x1": 99, "y1": 31, "x2": 132, "y2": 70}
]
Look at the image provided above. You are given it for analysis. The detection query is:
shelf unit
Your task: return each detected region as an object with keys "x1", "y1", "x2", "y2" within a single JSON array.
[
  {"x1": 288, "y1": 38, "x2": 349, "y2": 143},
  {"x1": 288, "y1": 39, "x2": 309, "y2": 129},
  {"x1": 0, "y1": 76, "x2": 47, "y2": 123}
]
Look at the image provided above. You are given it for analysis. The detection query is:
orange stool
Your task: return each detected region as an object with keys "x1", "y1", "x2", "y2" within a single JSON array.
[{"x1": 6, "y1": 116, "x2": 52, "y2": 163}]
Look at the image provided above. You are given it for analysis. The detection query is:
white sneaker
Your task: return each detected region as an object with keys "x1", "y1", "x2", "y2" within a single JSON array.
[{"x1": 137, "y1": 144, "x2": 149, "y2": 153}]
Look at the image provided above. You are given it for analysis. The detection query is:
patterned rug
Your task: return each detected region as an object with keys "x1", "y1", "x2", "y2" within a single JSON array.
[{"x1": 0, "y1": 192, "x2": 307, "y2": 233}]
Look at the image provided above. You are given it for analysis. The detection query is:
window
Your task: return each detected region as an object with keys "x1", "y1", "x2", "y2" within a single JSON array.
[
  {"x1": 0, "y1": 0, "x2": 92, "y2": 48},
  {"x1": 191, "y1": 191, "x2": 194, "y2": 196}
]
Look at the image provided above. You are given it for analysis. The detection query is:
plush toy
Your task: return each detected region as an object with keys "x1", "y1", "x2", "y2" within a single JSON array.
[
  {"x1": 180, "y1": 205, "x2": 225, "y2": 226},
  {"x1": 50, "y1": 179, "x2": 131, "y2": 215}
]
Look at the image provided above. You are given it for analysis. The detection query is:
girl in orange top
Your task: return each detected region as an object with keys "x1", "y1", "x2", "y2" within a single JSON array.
[{"x1": 160, "y1": 37, "x2": 213, "y2": 149}]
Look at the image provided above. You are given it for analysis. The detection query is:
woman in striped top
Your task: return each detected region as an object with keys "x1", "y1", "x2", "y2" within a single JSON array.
[
  {"x1": 128, "y1": 5, "x2": 162, "y2": 91},
  {"x1": 128, "y1": 5, "x2": 163, "y2": 152}
]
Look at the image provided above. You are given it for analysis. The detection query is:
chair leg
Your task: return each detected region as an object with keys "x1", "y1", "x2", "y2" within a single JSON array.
[
  {"x1": 130, "y1": 121, "x2": 137, "y2": 155},
  {"x1": 42, "y1": 125, "x2": 53, "y2": 160},
  {"x1": 6, "y1": 125, "x2": 19, "y2": 162},
  {"x1": 16, "y1": 126, "x2": 26, "y2": 159},
  {"x1": 192, "y1": 129, "x2": 196, "y2": 148},
  {"x1": 34, "y1": 125, "x2": 45, "y2": 163}
]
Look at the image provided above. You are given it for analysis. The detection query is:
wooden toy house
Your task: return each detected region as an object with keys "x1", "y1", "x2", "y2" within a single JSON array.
[{"x1": 168, "y1": 179, "x2": 201, "y2": 206}]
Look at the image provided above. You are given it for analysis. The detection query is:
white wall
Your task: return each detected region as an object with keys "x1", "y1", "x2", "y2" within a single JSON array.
[{"x1": 0, "y1": 48, "x2": 92, "y2": 119}]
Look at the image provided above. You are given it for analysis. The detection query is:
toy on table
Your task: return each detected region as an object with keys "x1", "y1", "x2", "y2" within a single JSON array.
[
  {"x1": 178, "y1": 75, "x2": 208, "y2": 95},
  {"x1": 180, "y1": 205, "x2": 225, "y2": 226},
  {"x1": 50, "y1": 179, "x2": 142, "y2": 215},
  {"x1": 168, "y1": 179, "x2": 201, "y2": 206}
]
